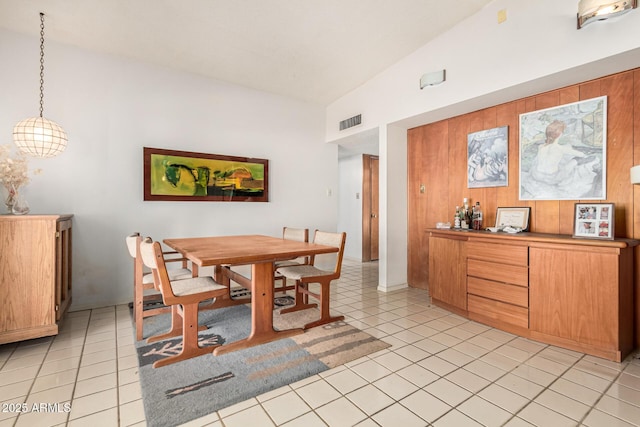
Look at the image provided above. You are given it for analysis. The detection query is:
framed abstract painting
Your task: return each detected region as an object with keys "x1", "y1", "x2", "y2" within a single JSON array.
[{"x1": 143, "y1": 147, "x2": 268, "y2": 202}]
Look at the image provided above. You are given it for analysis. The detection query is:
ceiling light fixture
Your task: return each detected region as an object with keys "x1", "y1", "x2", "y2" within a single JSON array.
[
  {"x1": 13, "y1": 12, "x2": 67, "y2": 158},
  {"x1": 577, "y1": 0, "x2": 637, "y2": 29}
]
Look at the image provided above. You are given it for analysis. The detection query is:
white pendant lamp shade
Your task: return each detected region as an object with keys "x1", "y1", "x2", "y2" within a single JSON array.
[{"x1": 13, "y1": 117, "x2": 68, "y2": 158}]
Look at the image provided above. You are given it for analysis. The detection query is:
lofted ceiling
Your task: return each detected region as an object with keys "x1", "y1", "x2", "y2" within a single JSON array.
[{"x1": 0, "y1": 0, "x2": 493, "y2": 106}]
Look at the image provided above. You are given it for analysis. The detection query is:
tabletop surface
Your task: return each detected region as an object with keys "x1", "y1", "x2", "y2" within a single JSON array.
[{"x1": 163, "y1": 234, "x2": 338, "y2": 266}]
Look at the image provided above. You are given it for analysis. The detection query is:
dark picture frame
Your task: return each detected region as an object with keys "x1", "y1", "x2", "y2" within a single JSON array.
[
  {"x1": 143, "y1": 147, "x2": 269, "y2": 202},
  {"x1": 573, "y1": 203, "x2": 614, "y2": 239}
]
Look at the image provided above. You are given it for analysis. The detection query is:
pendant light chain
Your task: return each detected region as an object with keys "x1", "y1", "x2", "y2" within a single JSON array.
[
  {"x1": 12, "y1": 11, "x2": 68, "y2": 158},
  {"x1": 39, "y1": 12, "x2": 45, "y2": 118}
]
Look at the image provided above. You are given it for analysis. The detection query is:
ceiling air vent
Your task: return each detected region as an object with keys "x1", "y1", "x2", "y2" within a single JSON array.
[{"x1": 339, "y1": 114, "x2": 362, "y2": 131}]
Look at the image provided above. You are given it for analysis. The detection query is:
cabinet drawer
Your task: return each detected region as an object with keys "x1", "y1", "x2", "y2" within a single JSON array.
[
  {"x1": 467, "y1": 259, "x2": 528, "y2": 287},
  {"x1": 467, "y1": 242, "x2": 528, "y2": 266},
  {"x1": 468, "y1": 276, "x2": 528, "y2": 307},
  {"x1": 468, "y1": 294, "x2": 529, "y2": 329}
]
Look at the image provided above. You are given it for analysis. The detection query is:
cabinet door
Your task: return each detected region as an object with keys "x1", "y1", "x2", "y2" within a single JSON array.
[
  {"x1": 529, "y1": 246, "x2": 618, "y2": 350},
  {"x1": 55, "y1": 220, "x2": 72, "y2": 321},
  {"x1": 429, "y1": 236, "x2": 467, "y2": 311}
]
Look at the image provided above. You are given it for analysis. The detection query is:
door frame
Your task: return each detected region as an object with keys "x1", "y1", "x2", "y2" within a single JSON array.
[{"x1": 362, "y1": 154, "x2": 379, "y2": 261}]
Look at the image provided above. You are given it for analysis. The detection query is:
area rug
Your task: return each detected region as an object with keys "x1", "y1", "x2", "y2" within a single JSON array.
[{"x1": 135, "y1": 298, "x2": 390, "y2": 427}]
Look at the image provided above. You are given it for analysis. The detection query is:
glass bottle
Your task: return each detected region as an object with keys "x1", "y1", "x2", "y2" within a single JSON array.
[
  {"x1": 454, "y1": 206, "x2": 461, "y2": 228},
  {"x1": 461, "y1": 198, "x2": 469, "y2": 229},
  {"x1": 473, "y1": 201, "x2": 483, "y2": 230}
]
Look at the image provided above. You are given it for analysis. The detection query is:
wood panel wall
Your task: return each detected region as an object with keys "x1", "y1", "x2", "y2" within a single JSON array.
[{"x1": 408, "y1": 68, "x2": 640, "y2": 346}]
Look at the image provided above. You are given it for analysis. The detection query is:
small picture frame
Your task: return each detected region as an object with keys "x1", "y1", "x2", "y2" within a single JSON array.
[
  {"x1": 495, "y1": 207, "x2": 531, "y2": 231},
  {"x1": 573, "y1": 203, "x2": 614, "y2": 240}
]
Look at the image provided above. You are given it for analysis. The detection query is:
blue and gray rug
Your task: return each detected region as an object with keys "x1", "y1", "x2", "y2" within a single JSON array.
[{"x1": 135, "y1": 298, "x2": 390, "y2": 427}]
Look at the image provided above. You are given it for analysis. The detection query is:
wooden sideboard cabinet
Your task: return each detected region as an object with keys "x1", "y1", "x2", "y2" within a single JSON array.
[
  {"x1": 0, "y1": 215, "x2": 73, "y2": 344},
  {"x1": 428, "y1": 229, "x2": 636, "y2": 362}
]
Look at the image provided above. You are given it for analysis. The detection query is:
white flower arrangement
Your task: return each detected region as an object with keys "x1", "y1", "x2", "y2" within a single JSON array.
[{"x1": 0, "y1": 144, "x2": 41, "y2": 191}]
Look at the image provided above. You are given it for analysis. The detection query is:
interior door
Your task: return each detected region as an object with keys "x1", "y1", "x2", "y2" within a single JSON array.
[{"x1": 362, "y1": 154, "x2": 379, "y2": 261}]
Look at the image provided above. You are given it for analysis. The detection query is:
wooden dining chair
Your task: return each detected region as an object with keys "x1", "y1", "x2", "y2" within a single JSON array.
[
  {"x1": 273, "y1": 227, "x2": 309, "y2": 294},
  {"x1": 276, "y1": 230, "x2": 346, "y2": 329},
  {"x1": 139, "y1": 237, "x2": 229, "y2": 368},
  {"x1": 126, "y1": 232, "x2": 194, "y2": 341}
]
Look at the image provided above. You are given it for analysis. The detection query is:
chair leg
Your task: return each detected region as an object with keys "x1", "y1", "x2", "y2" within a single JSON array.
[
  {"x1": 302, "y1": 280, "x2": 344, "y2": 330},
  {"x1": 134, "y1": 277, "x2": 143, "y2": 341},
  {"x1": 153, "y1": 302, "x2": 219, "y2": 368},
  {"x1": 147, "y1": 305, "x2": 206, "y2": 343},
  {"x1": 280, "y1": 281, "x2": 317, "y2": 314}
]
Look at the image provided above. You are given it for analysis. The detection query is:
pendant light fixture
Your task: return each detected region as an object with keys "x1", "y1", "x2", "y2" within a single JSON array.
[{"x1": 13, "y1": 12, "x2": 67, "y2": 158}]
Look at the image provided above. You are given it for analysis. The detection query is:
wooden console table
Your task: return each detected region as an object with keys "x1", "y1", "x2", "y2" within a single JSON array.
[
  {"x1": 0, "y1": 215, "x2": 73, "y2": 344},
  {"x1": 428, "y1": 229, "x2": 637, "y2": 362}
]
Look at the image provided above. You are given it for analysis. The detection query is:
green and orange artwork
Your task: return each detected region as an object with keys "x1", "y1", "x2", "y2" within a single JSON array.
[{"x1": 149, "y1": 153, "x2": 265, "y2": 198}]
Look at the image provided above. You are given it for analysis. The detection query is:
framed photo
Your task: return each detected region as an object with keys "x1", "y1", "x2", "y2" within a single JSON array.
[
  {"x1": 467, "y1": 126, "x2": 508, "y2": 188},
  {"x1": 519, "y1": 96, "x2": 607, "y2": 200},
  {"x1": 143, "y1": 147, "x2": 268, "y2": 202},
  {"x1": 573, "y1": 203, "x2": 614, "y2": 239},
  {"x1": 495, "y1": 207, "x2": 531, "y2": 231}
]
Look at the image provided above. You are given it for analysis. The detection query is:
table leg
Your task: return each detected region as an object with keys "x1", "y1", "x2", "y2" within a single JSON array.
[{"x1": 213, "y1": 261, "x2": 303, "y2": 355}]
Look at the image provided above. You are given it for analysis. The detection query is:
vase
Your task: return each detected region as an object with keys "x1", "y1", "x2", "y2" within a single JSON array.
[{"x1": 4, "y1": 184, "x2": 29, "y2": 215}]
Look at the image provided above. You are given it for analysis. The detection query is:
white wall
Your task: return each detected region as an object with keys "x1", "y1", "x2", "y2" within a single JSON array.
[
  {"x1": 337, "y1": 154, "x2": 363, "y2": 260},
  {"x1": 0, "y1": 29, "x2": 338, "y2": 310},
  {"x1": 327, "y1": 0, "x2": 640, "y2": 140}
]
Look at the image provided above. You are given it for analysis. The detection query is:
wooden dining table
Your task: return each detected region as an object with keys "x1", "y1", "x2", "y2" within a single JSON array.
[{"x1": 163, "y1": 234, "x2": 339, "y2": 355}]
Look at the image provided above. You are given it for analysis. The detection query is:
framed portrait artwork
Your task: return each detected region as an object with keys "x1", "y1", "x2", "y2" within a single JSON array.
[
  {"x1": 573, "y1": 203, "x2": 614, "y2": 239},
  {"x1": 467, "y1": 126, "x2": 508, "y2": 188},
  {"x1": 143, "y1": 147, "x2": 269, "y2": 202},
  {"x1": 519, "y1": 96, "x2": 607, "y2": 201}
]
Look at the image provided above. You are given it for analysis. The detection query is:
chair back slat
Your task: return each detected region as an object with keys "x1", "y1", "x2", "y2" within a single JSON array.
[
  {"x1": 311, "y1": 230, "x2": 346, "y2": 275},
  {"x1": 125, "y1": 232, "x2": 141, "y2": 258},
  {"x1": 140, "y1": 237, "x2": 178, "y2": 300},
  {"x1": 283, "y1": 227, "x2": 308, "y2": 242}
]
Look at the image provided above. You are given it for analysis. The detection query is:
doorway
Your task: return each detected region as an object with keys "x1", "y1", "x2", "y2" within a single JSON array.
[{"x1": 362, "y1": 154, "x2": 379, "y2": 261}]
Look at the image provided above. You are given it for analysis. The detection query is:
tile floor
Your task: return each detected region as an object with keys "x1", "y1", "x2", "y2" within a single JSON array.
[{"x1": 1, "y1": 259, "x2": 640, "y2": 426}]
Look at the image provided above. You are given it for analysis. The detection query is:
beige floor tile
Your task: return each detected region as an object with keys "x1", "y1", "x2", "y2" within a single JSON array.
[
  {"x1": 0, "y1": 364, "x2": 40, "y2": 385},
  {"x1": 67, "y1": 407, "x2": 119, "y2": 427},
  {"x1": 315, "y1": 397, "x2": 367, "y2": 427},
  {"x1": 400, "y1": 389, "x2": 451, "y2": 423},
  {"x1": 457, "y1": 395, "x2": 512, "y2": 426},
  {"x1": 323, "y1": 368, "x2": 369, "y2": 394},
  {"x1": 221, "y1": 404, "x2": 275, "y2": 427},
  {"x1": 517, "y1": 402, "x2": 576, "y2": 427},
  {"x1": 295, "y1": 378, "x2": 341, "y2": 409},
  {"x1": 0, "y1": 380, "x2": 32, "y2": 401},
  {"x1": 432, "y1": 409, "x2": 484, "y2": 427},
  {"x1": 346, "y1": 384, "x2": 394, "y2": 415},
  {"x1": 372, "y1": 373, "x2": 418, "y2": 401},
  {"x1": 119, "y1": 398, "x2": 146, "y2": 427},
  {"x1": 281, "y1": 411, "x2": 327, "y2": 427},
  {"x1": 596, "y1": 395, "x2": 640, "y2": 425},
  {"x1": 74, "y1": 372, "x2": 117, "y2": 398},
  {"x1": 445, "y1": 368, "x2": 490, "y2": 394},
  {"x1": 80, "y1": 347, "x2": 117, "y2": 367},
  {"x1": 262, "y1": 391, "x2": 311, "y2": 425},
  {"x1": 424, "y1": 378, "x2": 472, "y2": 407},
  {"x1": 478, "y1": 384, "x2": 529, "y2": 414},
  {"x1": 69, "y1": 388, "x2": 118, "y2": 421},
  {"x1": 350, "y1": 359, "x2": 392, "y2": 383},
  {"x1": 371, "y1": 402, "x2": 428, "y2": 427}
]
